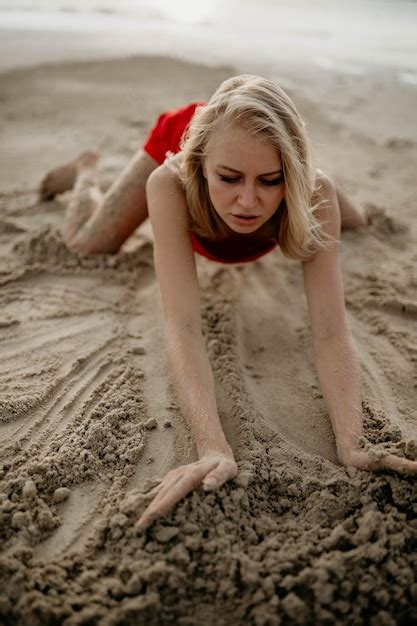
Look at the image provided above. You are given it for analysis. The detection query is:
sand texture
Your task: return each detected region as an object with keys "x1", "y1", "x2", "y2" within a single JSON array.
[{"x1": 0, "y1": 56, "x2": 416, "y2": 626}]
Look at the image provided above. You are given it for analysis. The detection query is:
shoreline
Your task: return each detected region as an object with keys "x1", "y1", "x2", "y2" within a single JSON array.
[
  {"x1": 2, "y1": 0, "x2": 417, "y2": 86},
  {"x1": 1, "y1": 23, "x2": 417, "y2": 86},
  {"x1": 1, "y1": 50, "x2": 416, "y2": 197}
]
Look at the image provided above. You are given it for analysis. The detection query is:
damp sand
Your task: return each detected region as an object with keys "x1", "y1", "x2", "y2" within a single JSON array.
[{"x1": 0, "y1": 56, "x2": 416, "y2": 625}]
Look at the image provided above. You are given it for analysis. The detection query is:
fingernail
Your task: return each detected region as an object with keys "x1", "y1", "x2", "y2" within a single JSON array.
[{"x1": 203, "y1": 479, "x2": 217, "y2": 491}]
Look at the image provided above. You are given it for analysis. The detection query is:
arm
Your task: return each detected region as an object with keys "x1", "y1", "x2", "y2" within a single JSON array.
[
  {"x1": 137, "y1": 165, "x2": 237, "y2": 529},
  {"x1": 165, "y1": 328, "x2": 232, "y2": 458},
  {"x1": 303, "y1": 174, "x2": 417, "y2": 474},
  {"x1": 302, "y1": 175, "x2": 363, "y2": 456},
  {"x1": 148, "y1": 165, "x2": 231, "y2": 458}
]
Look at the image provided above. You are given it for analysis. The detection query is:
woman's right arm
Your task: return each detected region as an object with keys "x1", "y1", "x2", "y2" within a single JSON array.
[
  {"x1": 165, "y1": 330, "x2": 233, "y2": 458},
  {"x1": 148, "y1": 164, "x2": 231, "y2": 457},
  {"x1": 136, "y1": 165, "x2": 237, "y2": 530}
]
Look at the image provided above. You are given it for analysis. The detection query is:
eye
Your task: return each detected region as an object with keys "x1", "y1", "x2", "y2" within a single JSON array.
[
  {"x1": 218, "y1": 174, "x2": 284, "y2": 186},
  {"x1": 219, "y1": 175, "x2": 240, "y2": 183},
  {"x1": 261, "y1": 176, "x2": 284, "y2": 186}
]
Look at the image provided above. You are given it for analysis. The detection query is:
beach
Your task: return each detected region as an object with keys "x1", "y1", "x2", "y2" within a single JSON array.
[{"x1": 0, "y1": 13, "x2": 417, "y2": 626}]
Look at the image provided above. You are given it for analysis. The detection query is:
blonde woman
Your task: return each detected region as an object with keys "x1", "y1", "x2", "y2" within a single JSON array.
[{"x1": 40, "y1": 74, "x2": 417, "y2": 530}]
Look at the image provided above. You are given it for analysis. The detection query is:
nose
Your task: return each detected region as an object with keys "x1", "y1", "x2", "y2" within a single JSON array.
[{"x1": 237, "y1": 182, "x2": 258, "y2": 211}]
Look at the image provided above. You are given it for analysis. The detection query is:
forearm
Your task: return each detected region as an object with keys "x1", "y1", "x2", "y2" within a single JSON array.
[
  {"x1": 165, "y1": 328, "x2": 232, "y2": 459},
  {"x1": 313, "y1": 331, "x2": 364, "y2": 455}
]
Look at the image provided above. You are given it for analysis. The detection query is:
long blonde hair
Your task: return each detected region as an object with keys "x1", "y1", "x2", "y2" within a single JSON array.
[{"x1": 167, "y1": 74, "x2": 330, "y2": 260}]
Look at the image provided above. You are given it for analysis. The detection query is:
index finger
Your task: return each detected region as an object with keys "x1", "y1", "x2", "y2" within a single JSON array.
[
  {"x1": 137, "y1": 470, "x2": 206, "y2": 531},
  {"x1": 378, "y1": 455, "x2": 417, "y2": 474}
]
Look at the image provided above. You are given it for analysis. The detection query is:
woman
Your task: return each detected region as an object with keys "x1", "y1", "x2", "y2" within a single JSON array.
[{"x1": 40, "y1": 74, "x2": 417, "y2": 531}]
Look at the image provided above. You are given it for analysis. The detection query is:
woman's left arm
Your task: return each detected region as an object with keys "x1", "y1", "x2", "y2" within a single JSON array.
[{"x1": 302, "y1": 174, "x2": 417, "y2": 474}]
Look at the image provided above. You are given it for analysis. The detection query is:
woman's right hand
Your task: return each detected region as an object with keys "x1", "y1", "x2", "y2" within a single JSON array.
[{"x1": 136, "y1": 450, "x2": 238, "y2": 531}]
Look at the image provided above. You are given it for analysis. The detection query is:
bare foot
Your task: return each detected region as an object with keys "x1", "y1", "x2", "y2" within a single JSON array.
[{"x1": 39, "y1": 150, "x2": 100, "y2": 201}]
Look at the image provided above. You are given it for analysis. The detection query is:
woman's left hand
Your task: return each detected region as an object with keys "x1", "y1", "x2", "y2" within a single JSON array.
[{"x1": 338, "y1": 446, "x2": 417, "y2": 474}]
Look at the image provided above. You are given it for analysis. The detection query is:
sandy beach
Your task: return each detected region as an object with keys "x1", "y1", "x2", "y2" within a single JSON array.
[{"x1": 0, "y1": 50, "x2": 416, "y2": 625}]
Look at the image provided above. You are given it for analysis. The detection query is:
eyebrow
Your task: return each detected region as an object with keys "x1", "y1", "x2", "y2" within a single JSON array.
[{"x1": 218, "y1": 164, "x2": 283, "y2": 176}]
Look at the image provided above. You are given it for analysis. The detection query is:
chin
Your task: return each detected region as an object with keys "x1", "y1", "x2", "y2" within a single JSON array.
[
  {"x1": 231, "y1": 223, "x2": 259, "y2": 232},
  {"x1": 228, "y1": 219, "x2": 264, "y2": 234}
]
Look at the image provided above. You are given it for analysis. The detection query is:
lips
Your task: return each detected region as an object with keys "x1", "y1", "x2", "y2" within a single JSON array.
[{"x1": 231, "y1": 214, "x2": 260, "y2": 227}]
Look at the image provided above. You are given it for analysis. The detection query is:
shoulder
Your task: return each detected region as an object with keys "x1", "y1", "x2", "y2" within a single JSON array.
[
  {"x1": 147, "y1": 156, "x2": 184, "y2": 192},
  {"x1": 311, "y1": 169, "x2": 340, "y2": 239},
  {"x1": 146, "y1": 160, "x2": 190, "y2": 233},
  {"x1": 313, "y1": 169, "x2": 336, "y2": 199}
]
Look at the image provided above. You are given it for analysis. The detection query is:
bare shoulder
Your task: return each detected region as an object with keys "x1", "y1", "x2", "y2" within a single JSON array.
[
  {"x1": 148, "y1": 152, "x2": 184, "y2": 187},
  {"x1": 147, "y1": 155, "x2": 184, "y2": 192},
  {"x1": 146, "y1": 159, "x2": 188, "y2": 225},
  {"x1": 311, "y1": 168, "x2": 340, "y2": 239},
  {"x1": 313, "y1": 168, "x2": 337, "y2": 200}
]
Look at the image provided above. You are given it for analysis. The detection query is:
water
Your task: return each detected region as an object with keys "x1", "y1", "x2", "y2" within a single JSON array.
[{"x1": 1, "y1": 0, "x2": 416, "y2": 84}]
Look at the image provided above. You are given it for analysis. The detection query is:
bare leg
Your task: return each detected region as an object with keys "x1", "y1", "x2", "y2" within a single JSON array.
[
  {"x1": 70, "y1": 149, "x2": 159, "y2": 254},
  {"x1": 41, "y1": 149, "x2": 159, "y2": 254},
  {"x1": 336, "y1": 185, "x2": 368, "y2": 229}
]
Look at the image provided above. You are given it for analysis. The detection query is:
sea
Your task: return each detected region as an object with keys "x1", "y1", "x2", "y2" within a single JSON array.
[{"x1": 0, "y1": 0, "x2": 416, "y2": 85}]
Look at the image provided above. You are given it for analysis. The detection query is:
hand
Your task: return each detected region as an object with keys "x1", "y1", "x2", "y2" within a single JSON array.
[
  {"x1": 338, "y1": 446, "x2": 417, "y2": 475},
  {"x1": 136, "y1": 451, "x2": 238, "y2": 531}
]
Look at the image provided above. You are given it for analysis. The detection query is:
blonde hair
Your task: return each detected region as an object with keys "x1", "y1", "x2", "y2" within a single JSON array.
[{"x1": 166, "y1": 74, "x2": 331, "y2": 260}]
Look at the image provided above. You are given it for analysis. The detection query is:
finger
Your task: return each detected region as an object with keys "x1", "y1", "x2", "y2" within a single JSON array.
[
  {"x1": 146, "y1": 478, "x2": 164, "y2": 496},
  {"x1": 137, "y1": 465, "x2": 204, "y2": 529},
  {"x1": 137, "y1": 473, "x2": 184, "y2": 528},
  {"x1": 138, "y1": 467, "x2": 210, "y2": 530},
  {"x1": 152, "y1": 463, "x2": 212, "y2": 512},
  {"x1": 137, "y1": 457, "x2": 234, "y2": 530},
  {"x1": 152, "y1": 471, "x2": 203, "y2": 515},
  {"x1": 137, "y1": 499, "x2": 166, "y2": 531},
  {"x1": 137, "y1": 478, "x2": 189, "y2": 530},
  {"x1": 377, "y1": 454, "x2": 417, "y2": 474},
  {"x1": 146, "y1": 471, "x2": 185, "y2": 507},
  {"x1": 203, "y1": 461, "x2": 235, "y2": 491},
  {"x1": 148, "y1": 470, "x2": 177, "y2": 492}
]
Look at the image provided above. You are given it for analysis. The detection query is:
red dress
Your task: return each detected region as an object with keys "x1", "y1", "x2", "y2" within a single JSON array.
[{"x1": 143, "y1": 102, "x2": 278, "y2": 264}]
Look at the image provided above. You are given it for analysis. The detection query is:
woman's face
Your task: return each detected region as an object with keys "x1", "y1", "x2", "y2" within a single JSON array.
[{"x1": 202, "y1": 124, "x2": 285, "y2": 235}]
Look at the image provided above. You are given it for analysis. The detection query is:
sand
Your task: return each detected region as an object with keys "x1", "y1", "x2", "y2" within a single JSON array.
[{"x1": 0, "y1": 55, "x2": 416, "y2": 626}]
